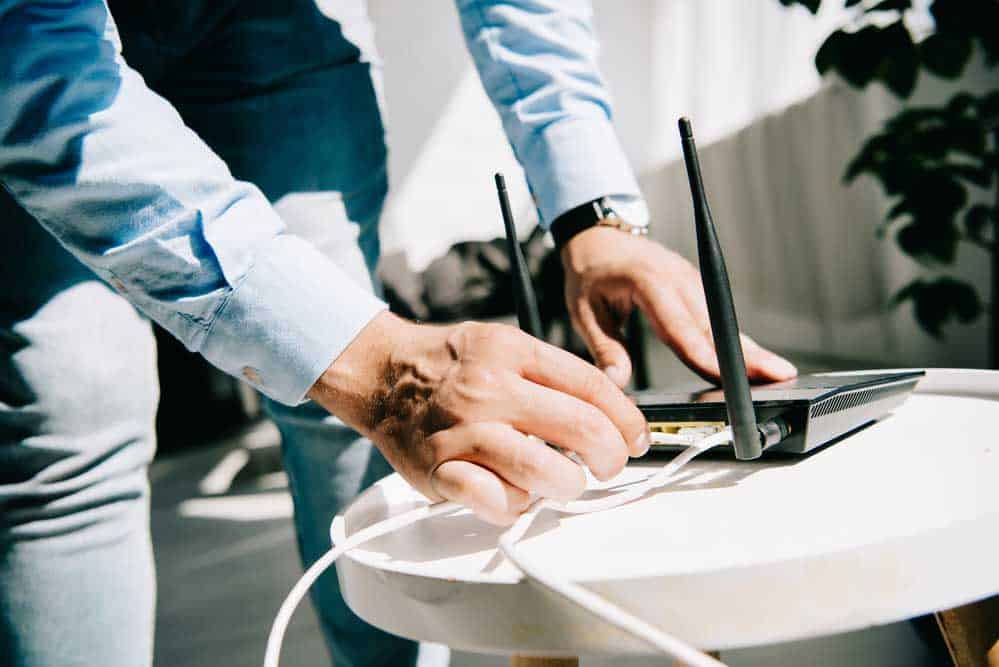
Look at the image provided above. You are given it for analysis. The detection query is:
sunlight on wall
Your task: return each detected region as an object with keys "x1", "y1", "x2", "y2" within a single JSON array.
[
  {"x1": 379, "y1": 68, "x2": 535, "y2": 272},
  {"x1": 372, "y1": 0, "x2": 850, "y2": 270},
  {"x1": 645, "y1": 0, "x2": 850, "y2": 162},
  {"x1": 368, "y1": 1, "x2": 992, "y2": 367}
]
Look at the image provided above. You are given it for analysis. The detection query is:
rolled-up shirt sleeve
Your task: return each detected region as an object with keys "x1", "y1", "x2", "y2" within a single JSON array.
[
  {"x1": 456, "y1": 0, "x2": 646, "y2": 228},
  {"x1": 0, "y1": 0, "x2": 386, "y2": 405}
]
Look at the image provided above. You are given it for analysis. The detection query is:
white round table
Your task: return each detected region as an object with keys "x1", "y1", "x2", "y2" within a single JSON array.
[{"x1": 331, "y1": 369, "x2": 999, "y2": 662}]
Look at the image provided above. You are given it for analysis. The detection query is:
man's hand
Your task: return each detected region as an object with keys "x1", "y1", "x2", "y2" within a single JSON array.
[
  {"x1": 561, "y1": 226, "x2": 798, "y2": 388},
  {"x1": 308, "y1": 311, "x2": 650, "y2": 525}
]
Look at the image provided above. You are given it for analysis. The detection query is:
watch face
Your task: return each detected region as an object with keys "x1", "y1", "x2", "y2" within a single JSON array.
[{"x1": 604, "y1": 196, "x2": 651, "y2": 229}]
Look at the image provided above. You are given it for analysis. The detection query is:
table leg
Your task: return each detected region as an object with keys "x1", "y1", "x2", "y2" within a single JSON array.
[
  {"x1": 935, "y1": 594, "x2": 999, "y2": 666},
  {"x1": 510, "y1": 657, "x2": 578, "y2": 667}
]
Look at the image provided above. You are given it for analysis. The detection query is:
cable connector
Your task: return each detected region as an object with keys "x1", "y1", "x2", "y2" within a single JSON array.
[{"x1": 757, "y1": 417, "x2": 791, "y2": 451}]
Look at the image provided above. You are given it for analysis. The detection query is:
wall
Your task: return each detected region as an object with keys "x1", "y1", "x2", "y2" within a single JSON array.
[{"x1": 367, "y1": 0, "x2": 994, "y2": 369}]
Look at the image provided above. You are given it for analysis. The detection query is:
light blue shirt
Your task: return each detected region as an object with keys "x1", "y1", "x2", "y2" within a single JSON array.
[{"x1": 0, "y1": 0, "x2": 646, "y2": 406}]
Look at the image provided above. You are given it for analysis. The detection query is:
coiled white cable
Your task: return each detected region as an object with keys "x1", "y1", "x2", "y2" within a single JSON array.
[
  {"x1": 264, "y1": 427, "x2": 732, "y2": 667},
  {"x1": 263, "y1": 500, "x2": 460, "y2": 667},
  {"x1": 497, "y1": 428, "x2": 732, "y2": 667}
]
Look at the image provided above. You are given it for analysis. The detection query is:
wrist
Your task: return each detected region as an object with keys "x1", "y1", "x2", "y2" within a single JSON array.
[
  {"x1": 550, "y1": 196, "x2": 649, "y2": 251},
  {"x1": 560, "y1": 224, "x2": 597, "y2": 269},
  {"x1": 560, "y1": 224, "x2": 638, "y2": 274},
  {"x1": 308, "y1": 311, "x2": 442, "y2": 433}
]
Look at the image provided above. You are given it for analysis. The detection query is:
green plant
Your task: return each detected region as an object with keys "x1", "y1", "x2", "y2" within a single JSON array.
[{"x1": 779, "y1": 0, "x2": 999, "y2": 364}]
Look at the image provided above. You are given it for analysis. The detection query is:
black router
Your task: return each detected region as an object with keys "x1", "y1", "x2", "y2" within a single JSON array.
[
  {"x1": 495, "y1": 117, "x2": 923, "y2": 461},
  {"x1": 634, "y1": 118, "x2": 922, "y2": 458}
]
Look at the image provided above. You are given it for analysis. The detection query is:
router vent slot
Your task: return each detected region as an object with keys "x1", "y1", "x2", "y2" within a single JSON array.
[{"x1": 809, "y1": 382, "x2": 912, "y2": 419}]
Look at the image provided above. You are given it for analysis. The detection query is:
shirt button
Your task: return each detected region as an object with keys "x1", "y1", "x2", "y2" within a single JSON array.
[{"x1": 242, "y1": 367, "x2": 262, "y2": 384}]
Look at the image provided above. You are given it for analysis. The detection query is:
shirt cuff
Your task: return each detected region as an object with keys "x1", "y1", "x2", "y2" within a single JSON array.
[
  {"x1": 523, "y1": 117, "x2": 645, "y2": 229},
  {"x1": 199, "y1": 234, "x2": 388, "y2": 406}
]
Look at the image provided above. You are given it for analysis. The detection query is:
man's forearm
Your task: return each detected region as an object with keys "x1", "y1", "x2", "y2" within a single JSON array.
[
  {"x1": 0, "y1": 0, "x2": 386, "y2": 404},
  {"x1": 455, "y1": 0, "x2": 644, "y2": 228}
]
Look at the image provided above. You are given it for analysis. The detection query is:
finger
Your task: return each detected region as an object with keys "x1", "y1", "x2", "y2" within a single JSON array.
[
  {"x1": 633, "y1": 280, "x2": 722, "y2": 382},
  {"x1": 570, "y1": 296, "x2": 632, "y2": 388},
  {"x1": 740, "y1": 334, "x2": 798, "y2": 382},
  {"x1": 670, "y1": 268, "x2": 797, "y2": 383},
  {"x1": 675, "y1": 269, "x2": 713, "y2": 332},
  {"x1": 431, "y1": 460, "x2": 531, "y2": 526},
  {"x1": 672, "y1": 275, "x2": 797, "y2": 384},
  {"x1": 508, "y1": 377, "x2": 631, "y2": 480},
  {"x1": 429, "y1": 423, "x2": 585, "y2": 500},
  {"x1": 516, "y1": 337, "x2": 649, "y2": 457}
]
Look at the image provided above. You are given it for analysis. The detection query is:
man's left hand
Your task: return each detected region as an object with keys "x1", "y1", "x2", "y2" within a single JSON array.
[{"x1": 561, "y1": 226, "x2": 798, "y2": 388}]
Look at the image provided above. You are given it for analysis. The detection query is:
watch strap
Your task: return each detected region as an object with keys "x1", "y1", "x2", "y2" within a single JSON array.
[{"x1": 550, "y1": 198, "x2": 612, "y2": 250}]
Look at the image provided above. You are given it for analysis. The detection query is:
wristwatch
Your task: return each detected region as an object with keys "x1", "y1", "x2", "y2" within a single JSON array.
[{"x1": 550, "y1": 196, "x2": 649, "y2": 250}]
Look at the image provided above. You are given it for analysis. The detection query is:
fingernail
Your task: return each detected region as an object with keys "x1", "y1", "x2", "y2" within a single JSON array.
[
  {"x1": 603, "y1": 365, "x2": 628, "y2": 387},
  {"x1": 769, "y1": 357, "x2": 798, "y2": 378},
  {"x1": 632, "y1": 430, "x2": 651, "y2": 457}
]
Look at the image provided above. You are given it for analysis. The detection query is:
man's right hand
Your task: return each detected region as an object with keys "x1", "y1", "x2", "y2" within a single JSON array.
[{"x1": 308, "y1": 311, "x2": 650, "y2": 525}]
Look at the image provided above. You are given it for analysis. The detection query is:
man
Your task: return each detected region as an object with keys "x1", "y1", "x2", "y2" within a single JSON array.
[{"x1": 0, "y1": 1, "x2": 796, "y2": 665}]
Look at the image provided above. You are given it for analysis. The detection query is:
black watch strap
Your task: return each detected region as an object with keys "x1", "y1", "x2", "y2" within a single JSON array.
[{"x1": 550, "y1": 198, "x2": 611, "y2": 250}]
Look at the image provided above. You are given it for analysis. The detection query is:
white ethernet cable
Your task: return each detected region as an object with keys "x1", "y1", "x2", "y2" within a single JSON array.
[
  {"x1": 264, "y1": 427, "x2": 733, "y2": 667},
  {"x1": 497, "y1": 428, "x2": 732, "y2": 667},
  {"x1": 262, "y1": 500, "x2": 460, "y2": 667}
]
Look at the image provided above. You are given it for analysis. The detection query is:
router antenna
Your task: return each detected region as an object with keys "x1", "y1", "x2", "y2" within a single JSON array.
[
  {"x1": 495, "y1": 173, "x2": 543, "y2": 338},
  {"x1": 678, "y1": 118, "x2": 761, "y2": 460}
]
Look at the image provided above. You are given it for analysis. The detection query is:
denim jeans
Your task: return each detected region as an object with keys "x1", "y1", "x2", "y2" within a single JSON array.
[{"x1": 0, "y1": 1, "x2": 445, "y2": 665}]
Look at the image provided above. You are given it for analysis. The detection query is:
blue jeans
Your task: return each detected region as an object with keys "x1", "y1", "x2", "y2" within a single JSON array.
[{"x1": 0, "y1": 2, "x2": 444, "y2": 665}]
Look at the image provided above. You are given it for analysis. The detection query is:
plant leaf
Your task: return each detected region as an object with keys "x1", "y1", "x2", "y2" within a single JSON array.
[
  {"x1": 937, "y1": 277, "x2": 984, "y2": 322},
  {"x1": 845, "y1": 133, "x2": 892, "y2": 183},
  {"x1": 778, "y1": 0, "x2": 822, "y2": 14},
  {"x1": 931, "y1": 0, "x2": 999, "y2": 66},
  {"x1": 906, "y1": 171, "x2": 968, "y2": 223},
  {"x1": 919, "y1": 32, "x2": 973, "y2": 78},
  {"x1": 892, "y1": 284, "x2": 916, "y2": 312},
  {"x1": 949, "y1": 163, "x2": 992, "y2": 188},
  {"x1": 947, "y1": 120, "x2": 987, "y2": 158},
  {"x1": 874, "y1": 21, "x2": 919, "y2": 98},
  {"x1": 980, "y1": 91, "x2": 999, "y2": 126},
  {"x1": 964, "y1": 204, "x2": 997, "y2": 243},
  {"x1": 870, "y1": 0, "x2": 912, "y2": 11},
  {"x1": 888, "y1": 200, "x2": 911, "y2": 221},
  {"x1": 815, "y1": 30, "x2": 847, "y2": 76},
  {"x1": 816, "y1": 22, "x2": 921, "y2": 97},
  {"x1": 896, "y1": 222, "x2": 959, "y2": 264},
  {"x1": 946, "y1": 93, "x2": 977, "y2": 117},
  {"x1": 818, "y1": 27, "x2": 885, "y2": 86},
  {"x1": 893, "y1": 277, "x2": 983, "y2": 338},
  {"x1": 930, "y1": 0, "x2": 974, "y2": 38}
]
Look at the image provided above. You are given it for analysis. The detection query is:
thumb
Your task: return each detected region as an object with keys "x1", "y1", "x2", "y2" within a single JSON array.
[{"x1": 574, "y1": 298, "x2": 632, "y2": 388}]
